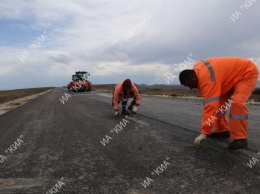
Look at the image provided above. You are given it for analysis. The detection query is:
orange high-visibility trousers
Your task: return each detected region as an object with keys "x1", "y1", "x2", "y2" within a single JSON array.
[
  {"x1": 213, "y1": 65, "x2": 258, "y2": 139},
  {"x1": 229, "y1": 69, "x2": 259, "y2": 139}
]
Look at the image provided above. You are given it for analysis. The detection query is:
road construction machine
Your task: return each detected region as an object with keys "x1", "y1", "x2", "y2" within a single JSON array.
[{"x1": 67, "y1": 71, "x2": 92, "y2": 92}]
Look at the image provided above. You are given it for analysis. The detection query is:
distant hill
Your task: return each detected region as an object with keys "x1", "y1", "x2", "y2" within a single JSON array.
[
  {"x1": 92, "y1": 84, "x2": 192, "y2": 94},
  {"x1": 93, "y1": 83, "x2": 259, "y2": 92},
  {"x1": 138, "y1": 84, "x2": 187, "y2": 90},
  {"x1": 139, "y1": 84, "x2": 150, "y2": 87},
  {"x1": 93, "y1": 84, "x2": 190, "y2": 92}
]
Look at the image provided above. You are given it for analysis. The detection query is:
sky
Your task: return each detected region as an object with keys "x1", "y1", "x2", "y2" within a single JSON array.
[{"x1": 0, "y1": 0, "x2": 260, "y2": 90}]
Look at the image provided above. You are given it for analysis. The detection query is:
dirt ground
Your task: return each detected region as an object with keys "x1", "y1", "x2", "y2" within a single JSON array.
[
  {"x1": 0, "y1": 85, "x2": 259, "y2": 117},
  {"x1": 1, "y1": 86, "x2": 259, "y2": 103},
  {"x1": 0, "y1": 88, "x2": 53, "y2": 116},
  {"x1": 93, "y1": 84, "x2": 260, "y2": 103},
  {"x1": 0, "y1": 87, "x2": 54, "y2": 104}
]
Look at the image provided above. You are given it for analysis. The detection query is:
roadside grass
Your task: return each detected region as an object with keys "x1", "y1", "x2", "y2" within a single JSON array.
[{"x1": 0, "y1": 87, "x2": 54, "y2": 104}]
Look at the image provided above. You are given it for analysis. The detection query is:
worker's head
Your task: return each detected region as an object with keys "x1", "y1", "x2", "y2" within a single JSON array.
[
  {"x1": 122, "y1": 79, "x2": 132, "y2": 91},
  {"x1": 179, "y1": 70, "x2": 198, "y2": 89}
]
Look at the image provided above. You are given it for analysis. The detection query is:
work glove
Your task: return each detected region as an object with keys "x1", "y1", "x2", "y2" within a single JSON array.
[
  {"x1": 132, "y1": 105, "x2": 138, "y2": 113},
  {"x1": 115, "y1": 111, "x2": 119, "y2": 117},
  {"x1": 194, "y1": 134, "x2": 207, "y2": 148}
]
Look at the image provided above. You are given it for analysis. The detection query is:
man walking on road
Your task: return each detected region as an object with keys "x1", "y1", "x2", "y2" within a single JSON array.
[
  {"x1": 112, "y1": 79, "x2": 141, "y2": 116},
  {"x1": 179, "y1": 57, "x2": 259, "y2": 149}
]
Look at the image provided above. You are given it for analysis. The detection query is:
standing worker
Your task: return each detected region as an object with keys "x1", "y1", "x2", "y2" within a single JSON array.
[
  {"x1": 112, "y1": 79, "x2": 141, "y2": 116},
  {"x1": 179, "y1": 57, "x2": 259, "y2": 149}
]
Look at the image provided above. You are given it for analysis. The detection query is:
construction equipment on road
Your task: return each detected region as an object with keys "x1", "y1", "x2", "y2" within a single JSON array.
[{"x1": 67, "y1": 71, "x2": 92, "y2": 92}]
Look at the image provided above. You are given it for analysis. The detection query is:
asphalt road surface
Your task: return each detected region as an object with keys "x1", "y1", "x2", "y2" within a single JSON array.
[{"x1": 0, "y1": 88, "x2": 260, "y2": 194}]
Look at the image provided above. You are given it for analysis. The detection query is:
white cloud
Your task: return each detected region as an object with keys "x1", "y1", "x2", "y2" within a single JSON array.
[{"x1": 0, "y1": 0, "x2": 260, "y2": 90}]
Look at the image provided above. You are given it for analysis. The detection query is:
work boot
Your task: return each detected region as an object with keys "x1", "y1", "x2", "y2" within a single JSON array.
[
  {"x1": 121, "y1": 109, "x2": 130, "y2": 115},
  {"x1": 207, "y1": 131, "x2": 230, "y2": 139},
  {"x1": 228, "y1": 139, "x2": 248, "y2": 150},
  {"x1": 127, "y1": 105, "x2": 133, "y2": 112}
]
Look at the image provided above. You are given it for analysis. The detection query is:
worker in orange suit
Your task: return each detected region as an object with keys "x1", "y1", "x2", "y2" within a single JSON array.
[
  {"x1": 179, "y1": 57, "x2": 259, "y2": 149},
  {"x1": 112, "y1": 79, "x2": 141, "y2": 116}
]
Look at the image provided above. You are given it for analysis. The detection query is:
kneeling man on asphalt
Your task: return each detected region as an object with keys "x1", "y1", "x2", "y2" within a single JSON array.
[
  {"x1": 179, "y1": 57, "x2": 259, "y2": 149},
  {"x1": 112, "y1": 79, "x2": 141, "y2": 116}
]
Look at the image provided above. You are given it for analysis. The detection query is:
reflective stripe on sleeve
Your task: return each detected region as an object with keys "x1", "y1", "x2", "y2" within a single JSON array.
[
  {"x1": 229, "y1": 114, "x2": 248, "y2": 120},
  {"x1": 203, "y1": 96, "x2": 220, "y2": 105}
]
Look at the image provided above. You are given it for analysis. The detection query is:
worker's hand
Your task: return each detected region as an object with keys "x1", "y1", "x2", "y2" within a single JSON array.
[
  {"x1": 115, "y1": 111, "x2": 119, "y2": 117},
  {"x1": 194, "y1": 134, "x2": 207, "y2": 148},
  {"x1": 132, "y1": 105, "x2": 138, "y2": 113}
]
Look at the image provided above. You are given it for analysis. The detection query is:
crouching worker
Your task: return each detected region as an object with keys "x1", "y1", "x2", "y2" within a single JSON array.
[
  {"x1": 179, "y1": 57, "x2": 259, "y2": 150},
  {"x1": 112, "y1": 79, "x2": 141, "y2": 116}
]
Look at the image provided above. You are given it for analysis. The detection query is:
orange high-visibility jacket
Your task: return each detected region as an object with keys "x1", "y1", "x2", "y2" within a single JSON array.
[
  {"x1": 113, "y1": 82, "x2": 141, "y2": 110},
  {"x1": 193, "y1": 57, "x2": 258, "y2": 135}
]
